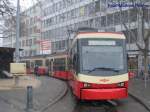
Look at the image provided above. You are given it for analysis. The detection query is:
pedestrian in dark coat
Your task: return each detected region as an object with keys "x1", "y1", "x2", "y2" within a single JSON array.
[{"x1": 34, "y1": 65, "x2": 39, "y2": 76}]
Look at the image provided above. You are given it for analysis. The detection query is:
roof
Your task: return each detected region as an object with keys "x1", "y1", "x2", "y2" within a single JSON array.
[
  {"x1": 20, "y1": 51, "x2": 68, "y2": 60},
  {"x1": 0, "y1": 47, "x2": 15, "y2": 53},
  {"x1": 0, "y1": 47, "x2": 24, "y2": 52}
]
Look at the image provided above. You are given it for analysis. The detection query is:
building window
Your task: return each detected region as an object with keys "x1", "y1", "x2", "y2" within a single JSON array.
[
  {"x1": 71, "y1": 9, "x2": 75, "y2": 18},
  {"x1": 22, "y1": 40, "x2": 25, "y2": 47},
  {"x1": 121, "y1": 10, "x2": 128, "y2": 23},
  {"x1": 29, "y1": 39, "x2": 32, "y2": 46},
  {"x1": 114, "y1": 12, "x2": 121, "y2": 25},
  {"x1": 79, "y1": 7, "x2": 85, "y2": 16},
  {"x1": 100, "y1": 0, "x2": 107, "y2": 12},
  {"x1": 88, "y1": 3, "x2": 95, "y2": 15},
  {"x1": 107, "y1": 14, "x2": 113, "y2": 26},
  {"x1": 26, "y1": 40, "x2": 28, "y2": 46},
  {"x1": 95, "y1": 0, "x2": 100, "y2": 12},
  {"x1": 101, "y1": 16, "x2": 106, "y2": 27},
  {"x1": 34, "y1": 38, "x2": 36, "y2": 44},
  {"x1": 129, "y1": 9, "x2": 137, "y2": 22}
]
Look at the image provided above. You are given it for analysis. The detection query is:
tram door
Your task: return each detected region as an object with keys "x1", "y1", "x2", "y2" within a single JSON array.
[
  {"x1": 49, "y1": 59, "x2": 54, "y2": 76},
  {"x1": 30, "y1": 61, "x2": 35, "y2": 73}
]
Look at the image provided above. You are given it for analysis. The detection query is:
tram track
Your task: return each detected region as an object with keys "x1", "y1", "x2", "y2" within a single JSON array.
[
  {"x1": 1, "y1": 76, "x2": 149, "y2": 112},
  {"x1": 73, "y1": 100, "x2": 117, "y2": 112},
  {"x1": 73, "y1": 93, "x2": 150, "y2": 112},
  {"x1": 40, "y1": 79, "x2": 68, "y2": 112}
]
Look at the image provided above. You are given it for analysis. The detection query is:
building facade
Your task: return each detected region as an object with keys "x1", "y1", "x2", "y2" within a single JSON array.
[
  {"x1": 3, "y1": 0, "x2": 150, "y2": 72},
  {"x1": 41, "y1": 0, "x2": 150, "y2": 52},
  {"x1": 40, "y1": 0, "x2": 150, "y2": 73},
  {"x1": 3, "y1": 3, "x2": 42, "y2": 57}
]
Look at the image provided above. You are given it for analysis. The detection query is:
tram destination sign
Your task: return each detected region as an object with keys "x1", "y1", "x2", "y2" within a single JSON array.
[{"x1": 88, "y1": 40, "x2": 116, "y2": 46}]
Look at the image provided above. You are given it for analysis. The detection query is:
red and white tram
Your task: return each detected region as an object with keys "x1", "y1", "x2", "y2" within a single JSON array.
[
  {"x1": 47, "y1": 52, "x2": 69, "y2": 80},
  {"x1": 21, "y1": 31, "x2": 128, "y2": 100},
  {"x1": 68, "y1": 32, "x2": 128, "y2": 100}
]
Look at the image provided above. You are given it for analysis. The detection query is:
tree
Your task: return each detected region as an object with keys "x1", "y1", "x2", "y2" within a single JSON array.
[
  {"x1": 0, "y1": 0, "x2": 14, "y2": 17},
  {"x1": 0, "y1": 0, "x2": 15, "y2": 38},
  {"x1": 119, "y1": 0, "x2": 150, "y2": 84}
]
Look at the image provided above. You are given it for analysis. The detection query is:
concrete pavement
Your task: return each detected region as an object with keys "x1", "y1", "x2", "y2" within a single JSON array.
[
  {"x1": 3, "y1": 75, "x2": 150, "y2": 112},
  {"x1": 129, "y1": 78, "x2": 150, "y2": 111},
  {"x1": 0, "y1": 76, "x2": 41, "y2": 90},
  {"x1": 0, "y1": 76, "x2": 75, "y2": 112}
]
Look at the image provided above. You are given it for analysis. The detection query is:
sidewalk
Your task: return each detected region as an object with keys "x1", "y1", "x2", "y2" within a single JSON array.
[
  {"x1": 0, "y1": 76, "x2": 74, "y2": 112},
  {"x1": 0, "y1": 76, "x2": 41, "y2": 90},
  {"x1": 129, "y1": 78, "x2": 150, "y2": 111}
]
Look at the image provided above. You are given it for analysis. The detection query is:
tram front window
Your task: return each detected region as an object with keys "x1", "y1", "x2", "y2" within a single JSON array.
[{"x1": 81, "y1": 46, "x2": 124, "y2": 74}]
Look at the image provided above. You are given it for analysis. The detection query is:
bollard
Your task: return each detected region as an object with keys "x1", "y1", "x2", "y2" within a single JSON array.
[
  {"x1": 26, "y1": 86, "x2": 33, "y2": 112},
  {"x1": 14, "y1": 76, "x2": 19, "y2": 86}
]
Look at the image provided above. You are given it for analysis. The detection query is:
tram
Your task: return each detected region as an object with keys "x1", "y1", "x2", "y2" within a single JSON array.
[
  {"x1": 20, "y1": 31, "x2": 128, "y2": 100},
  {"x1": 46, "y1": 52, "x2": 69, "y2": 80},
  {"x1": 21, "y1": 56, "x2": 49, "y2": 75},
  {"x1": 21, "y1": 52, "x2": 69, "y2": 78},
  {"x1": 68, "y1": 32, "x2": 128, "y2": 100}
]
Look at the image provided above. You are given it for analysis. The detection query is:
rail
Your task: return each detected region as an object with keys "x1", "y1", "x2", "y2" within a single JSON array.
[{"x1": 40, "y1": 78, "x2": 68, "y2": 112}]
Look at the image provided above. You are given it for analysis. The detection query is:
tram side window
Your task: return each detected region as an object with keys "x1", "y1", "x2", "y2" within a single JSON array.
[
  {"x1": 46, "y1": 59, "x2": 49, "y2": 67},
  {"x1": 71, "y1": 42, "x2": 78, "y2": 73},
  {"x1": 54, "y1": 58, "x2": 66, "y2": 71},
  {"x1": 73, "y1": 54, "x2": 78, "y2": 70},
  {"x1": 69, "y1": 50, "x2": 73, "y2": 69},
  {"x1": 46, "y1": 59, "x2": 50, "y2": 70},
  {"x1": 31, "y1": 62, "x2": 34, "y2": 68},
  {"x1": 35, "y1": 60, "x2": 43, "y2": 66}
]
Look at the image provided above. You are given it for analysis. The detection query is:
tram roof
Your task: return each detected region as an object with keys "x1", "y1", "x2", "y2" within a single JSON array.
[
  {"x1": 76, "y1": 32, "x2": 126, "y2": 39},
  {"x1": 21, "y1": 51, "x2": 68, "y2": 60},
  {"x1": 0, "y1": 47, "x2": 15, "y2": 52}
]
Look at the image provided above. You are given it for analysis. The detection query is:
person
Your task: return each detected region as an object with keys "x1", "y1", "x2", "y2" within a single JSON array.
[{"x1": 34, "y1": 65, "x2": 39, "y2": 76}]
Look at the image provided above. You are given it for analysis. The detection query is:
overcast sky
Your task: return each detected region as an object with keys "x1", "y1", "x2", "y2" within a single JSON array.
[
  {"x1": 12, "y1": 0, "x2": 38, "y2": 10},
  {"x1": 0, "y1": 0, "x2": 38, "y2": 47}
]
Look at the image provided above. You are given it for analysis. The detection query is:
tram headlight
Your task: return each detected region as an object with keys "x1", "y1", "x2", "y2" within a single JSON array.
[
  {"x1": 84, "y1": 83, "x2": 91, "y2": 87},
  {"x1": 118, "y1": 82, "x2": 125, "y2": 87}
]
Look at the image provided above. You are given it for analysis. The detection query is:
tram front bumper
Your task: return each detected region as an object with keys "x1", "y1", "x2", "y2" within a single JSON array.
[{"x1": 81, "y1": 88, "x2": 128, "y2": 100}]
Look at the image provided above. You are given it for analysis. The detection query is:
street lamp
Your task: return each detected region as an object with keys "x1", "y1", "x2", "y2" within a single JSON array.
[{"x1": 15, "y1": 0, "x2": 20, "y2": 62}]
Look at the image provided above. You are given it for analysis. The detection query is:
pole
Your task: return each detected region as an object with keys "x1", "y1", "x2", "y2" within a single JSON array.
[
  {"x1": 26, "y1": 86, "x2": 33, "y2": 112},
  {"x1": 16, "y1": 0, "x2": 20, "y2": 63}
]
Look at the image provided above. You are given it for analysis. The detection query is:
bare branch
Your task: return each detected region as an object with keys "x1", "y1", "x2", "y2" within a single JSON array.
[
  {"x1": 144, "y1": 29, "x2": 150, "y2": 41},
  {"x1": 0, "y1": 0, "x2": 15, "y2": 17},
  {"x1": 118, "y1": 2, "x2": 136, "y2": 40},
  {"x1": 136, "y1": 43, "x2": 145, "y2": 52},
  {"x1": 118, "y1": 0, "x2": 146, "y2": 51}
]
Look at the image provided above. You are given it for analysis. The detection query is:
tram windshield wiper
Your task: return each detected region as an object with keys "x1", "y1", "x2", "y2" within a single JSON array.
[{"x1": 88, "y1": 67, "x2": 119, "y2": 73}]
